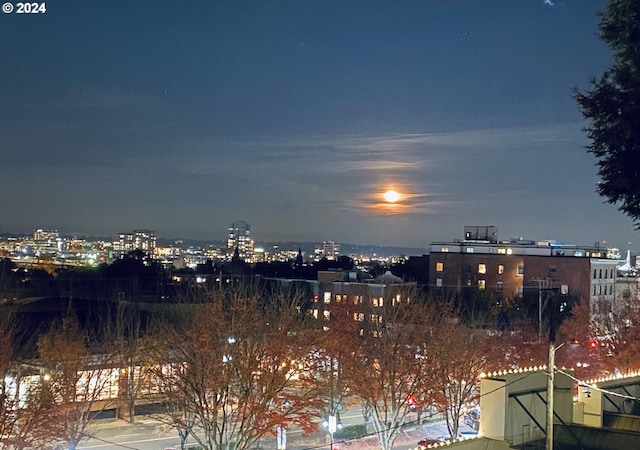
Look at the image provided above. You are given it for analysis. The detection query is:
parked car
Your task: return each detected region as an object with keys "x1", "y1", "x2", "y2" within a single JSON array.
[
  {"x1": 463, "y1": 408, "x2": 480, "y2": 431},
  {"x1": 417, "y1": 437, "x2": 442, "y2": 449},
  {"x1": 459, "y1": 430, "x2": 479, "y2": 439}
]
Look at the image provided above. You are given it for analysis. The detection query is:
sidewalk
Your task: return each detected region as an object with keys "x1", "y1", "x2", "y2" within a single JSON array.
[{"x1": 91, "y1": 415, "x2": 164, "y2": 431}]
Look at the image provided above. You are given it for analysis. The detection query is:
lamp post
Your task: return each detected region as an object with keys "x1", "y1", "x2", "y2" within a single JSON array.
[
  {"x1": 322, "y1": 355, "x2": 343, "y2": 450},
  {"x1": 328, "y1": 415, "x2": 337, "y2": 450},
  {"x1": 322, "y1": 413, "x2": 342, "y2": 450},
  {"x1": 222, "y1": 336, "x2": 236, "y2": 450},
  {"x1": 276, "y1": 425, "x2": 286, "y2": 450}
]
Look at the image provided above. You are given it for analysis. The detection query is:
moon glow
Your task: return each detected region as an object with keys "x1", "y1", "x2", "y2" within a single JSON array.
[{"x1": 383, "y1": 190, "x2": 400, "y2": 203}]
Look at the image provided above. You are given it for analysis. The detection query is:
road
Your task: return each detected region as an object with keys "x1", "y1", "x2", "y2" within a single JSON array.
[{"x1": 77, "y1": 408, "x2": 472, "y2": 450}]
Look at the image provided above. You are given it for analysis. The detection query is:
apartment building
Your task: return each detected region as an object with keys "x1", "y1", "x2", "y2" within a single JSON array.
[{"x1": 428, "y1": 226, "x2": 621, "y2": 318}]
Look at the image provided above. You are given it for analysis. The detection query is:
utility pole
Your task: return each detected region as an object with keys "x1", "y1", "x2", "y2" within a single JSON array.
[
  {"x1": 546, "y1": 292, "x2": 559, "y2": 450},
  {"x1": 546, "y1": 342, "x2": 555, "y2": 450}
]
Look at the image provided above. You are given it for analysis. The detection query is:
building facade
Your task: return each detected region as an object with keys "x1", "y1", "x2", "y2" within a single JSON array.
[
  {"x1": 114, "y1": 230, "x2": 157, "y2": 256},
  {"x1": 428, "y1": 227, "x2": 621, "y2": 318},
  {"x1": 227, "y1": 220, "x2": 254, "y2": 261}
]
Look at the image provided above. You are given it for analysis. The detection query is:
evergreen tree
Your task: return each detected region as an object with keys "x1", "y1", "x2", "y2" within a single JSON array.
[{"x1": 574, "y1": 0, "x2": 640, "y2": 226}]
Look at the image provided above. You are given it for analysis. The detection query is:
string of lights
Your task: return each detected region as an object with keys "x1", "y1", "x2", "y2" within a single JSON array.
[{"x1": 556, "y1": 368, "x2": 640, "y2": 401}]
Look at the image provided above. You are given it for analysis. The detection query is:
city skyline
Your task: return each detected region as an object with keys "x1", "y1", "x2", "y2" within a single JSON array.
[{"x1": 2, "y1": 0, "x2": 638, "y2": 250}]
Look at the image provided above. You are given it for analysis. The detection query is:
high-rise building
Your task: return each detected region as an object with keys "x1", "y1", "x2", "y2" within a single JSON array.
[
  {"x1": 33, "y1": 228, "x2": 59, "y2": 242},
  {"x1": 322, "y1": 241, "x2": 340, "y2": 260},
  {"x1": 33, "y1": 228, "x2": 60, "y2": 252},
  {"x1": 227, "y1": 220, "x2": 254, "y2": 261},
  {"x1": 115, "y1": 229, "x2": 157, "y2": 255}
]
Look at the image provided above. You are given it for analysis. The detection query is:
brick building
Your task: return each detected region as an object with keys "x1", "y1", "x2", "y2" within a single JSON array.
[{"x1": 428, "y1": 226, "x2": 621, "y2": 319}]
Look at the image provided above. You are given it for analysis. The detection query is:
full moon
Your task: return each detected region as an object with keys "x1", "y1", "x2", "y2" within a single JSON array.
[{"x1": 383, "y1": 190, "x2": 400, "y2": 203}]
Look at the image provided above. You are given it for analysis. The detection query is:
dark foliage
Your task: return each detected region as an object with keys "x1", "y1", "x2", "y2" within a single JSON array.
[{"x1": 574, "y1": 0, "x2": 640, "y2": 226}]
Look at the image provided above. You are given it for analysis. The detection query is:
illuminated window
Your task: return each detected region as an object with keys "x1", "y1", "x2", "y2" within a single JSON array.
[
  {"x1": 436, "y1": 278, "x2": 443, "y2": 287},
  {"x1": 353, "y1": 312, "x2": 365, "y2": 322},
  {"x1": 496, "y1": 281, "x2": 504, "y2": 292},
  {"x1": 324, "y1": 292, "x2": 331, "y2": 304},
  {"x1": 372, "y1": 297, "x2": 384, "y2": 307},
  {"x1": 324, "y1": 310, "x2": 331, "y2": 320},
  {"x1": 498, "y1": 264, "x2": 504, "y2": 275},
  {"x1": 574, "y1": 251, "x2": 583, "y2": 257},
  {"x1": 517, "y1": 265, "x2": 524, "y2": 276},
  {"x1": 440, "y1": 246, "x2": 449, "y2": 252},
  {"x1": 466, "y1": 248, "x2": 474, "y2": 253},
  {"x1": 312, "y1": 309, "x2": 319, "y2": 319},
  {"x1": 478, "y1": 264, "x2": 486, "y2": 274},
  {"x1": 497, "y1": 248, "x2": 506, "y2": 255},
  {"x1": 353, "y1": 295, "x2": 363, "y2": 305},
  {"x1": 478, "y1": 280, "x2": 486, "y2": 290},
  {"x1": 335, "y1": 294, "x2": 342, "y2": 302},
  {"x1": 436, "y1": 262, "x2": 444, "y2": 272},
  {"x1": 517, "y1": 287, "x2": 523, "y2": 296},
  {"x1": 371, "y1": 314, "x2": 383, "y2": 323}
]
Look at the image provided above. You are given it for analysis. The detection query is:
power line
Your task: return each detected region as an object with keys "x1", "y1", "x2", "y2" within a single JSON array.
[{"x1": 556, "y1": 368, "x2": 640, "y2": 401}]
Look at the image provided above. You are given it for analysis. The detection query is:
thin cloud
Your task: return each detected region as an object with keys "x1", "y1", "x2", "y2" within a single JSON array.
[{"x1": 12, "y1": 85, "x2": 160, "y2": 110}]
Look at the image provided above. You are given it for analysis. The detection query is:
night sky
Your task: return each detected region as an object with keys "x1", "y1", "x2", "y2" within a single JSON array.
[{"x1": 1, "y1": 0, "x2": 637, "y2": 250}]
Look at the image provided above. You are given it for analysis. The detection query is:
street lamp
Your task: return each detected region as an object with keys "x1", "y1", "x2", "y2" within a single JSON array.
[{"x1": 322, "y1": 414, "x2": 343, "y2": 450}]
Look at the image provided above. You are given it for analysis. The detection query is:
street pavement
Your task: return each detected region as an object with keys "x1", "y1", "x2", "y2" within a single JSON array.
[{"x1": 77, "y1": 412, "x2": 477, "y2": 450}]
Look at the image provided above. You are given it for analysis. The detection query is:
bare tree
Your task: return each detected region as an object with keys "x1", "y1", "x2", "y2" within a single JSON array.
[
  {"x1": 307, "y1": 293, "x2": 361, "y2": 439},
  {"x1": 1, "y1": 311, "x2": 21, "y2": 448},
  {"x1": 37, "y1": 315, "x2": 118, "y2": 450},
  {"x1": 156, "y1": 282, "x2": 324, "y2": 450},
  {"x1": 107, "y1": 302, "x2": 163, "y2": 423},
  {"x1": 484, "y1": 319, "x2": 547, "y2": 373},
  {"x1": 0, "y1": 309, "x2": 55, "y2": 450},
  {"x1": 588, "y1": 288, "x2": 640, "y2": 376},
  {"x1": 428, "y1": 310, "x2": 487, "y2": 439},
  {"x1": 344, "y1": 288, "x2": 440, "y2": 450}
]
